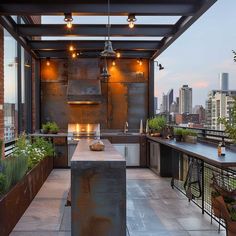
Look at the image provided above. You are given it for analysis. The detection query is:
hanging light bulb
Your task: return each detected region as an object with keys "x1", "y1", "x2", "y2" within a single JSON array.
[
  {"x1": 72, "y1": 52, "x2": 77, "y2": 59},
  {"x1": 64, "y1": 13, "x2": 73, "y2": 29},
  {"x1": 112, "y1": 60, "x2": 116, "y2": 66},
  {"x1": 69, "y1": 44, "x2": 75, "y2": 52},
  {"x1": 46, "y1": 57, "x2": 50, "y2": 66},
  {"x1": 116, "y1": 52, "x2": 121, "y2": 58},
  {"x1": 127, "y1": 14, "x2": 137, "y2": 29},
  {"x1": 139, "y1": 59, "x2": 143, "y2": 66},
  {"x1": 100, "y1": 0, "x2": 116, "y2": 57},
  {"x1": 137, "y1": 58, "x2": 140, "y2": 64}
]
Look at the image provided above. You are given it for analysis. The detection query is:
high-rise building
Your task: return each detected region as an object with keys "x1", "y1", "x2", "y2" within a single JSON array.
[
  {"x1": 154, "y1": 97, "x2": 158, "y2": 114},
  {"x1": 160, "y1": 89, "x2": 173, "y2": 113},
  {"x1": 179, "y1": 85, "x2": 192, "y2": 114},
  {"x1": 205, "y1": 74, "x2": 235, "y2": 130},
  {"x1": 167, "y1": 89, "x2": 173, "y2": 112},
  {"x1": 205, "y1": 90, "x2": 236, "y2": 130},
  {"x1": 220, "y1": 73, "x2": 229, "y2": 91},
  {"x1": 160, "y1": 93, "x2": 168, "y2": 113},
  {"x1": 193, "y1": 105, "x2": 206, "y2": 124}
]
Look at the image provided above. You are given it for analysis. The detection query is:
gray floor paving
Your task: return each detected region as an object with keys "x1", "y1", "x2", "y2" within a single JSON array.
[{"x1": 11, "y1": 168, "x2": 226, "y2": 236}]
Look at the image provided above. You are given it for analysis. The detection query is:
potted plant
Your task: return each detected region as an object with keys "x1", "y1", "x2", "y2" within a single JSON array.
[
  {"x1": 218, "y1": 97, "x2": 236, "y2": 150},
  {"x1": 42, "y1": 121, "x2": 59, "y2": 134},
  {"x1": 49, "y1": 122, "x2": 59, "y2": 134},
  {"x1": 182, "y1": 129, "x2": 198, "y2": 144},
  {"x1": 174, "y1": 128, "x2": 183, "y2": 142},
  {"x1": 148, "y1": 116, "x2": 166, "y2": 137},
  {"x1": 42, "y1": 122, "x2": 50, "y2": 134}
]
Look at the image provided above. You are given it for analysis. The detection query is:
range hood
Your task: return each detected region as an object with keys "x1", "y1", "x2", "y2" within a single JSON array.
[{"x1": 67, "y1": 79, "x2": 103, "y2": 105}]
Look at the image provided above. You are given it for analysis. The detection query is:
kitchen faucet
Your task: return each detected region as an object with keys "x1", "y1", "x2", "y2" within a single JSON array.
[{"x1": 124, "y1": 121, "x2": 128, "y2": 134}]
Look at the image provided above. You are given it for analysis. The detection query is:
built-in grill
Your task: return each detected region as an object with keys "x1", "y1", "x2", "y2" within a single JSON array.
[{"x1": 67, "y1": 123, "x2": 100, "y2": 166}]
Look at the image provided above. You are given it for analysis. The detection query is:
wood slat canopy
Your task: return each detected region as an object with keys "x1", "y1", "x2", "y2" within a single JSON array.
[{"x1": 0, "y1": 0, "x2": 217, "y2": 59}]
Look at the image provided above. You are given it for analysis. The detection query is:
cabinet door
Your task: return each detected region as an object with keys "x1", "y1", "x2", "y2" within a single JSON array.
[
  {"x1": 113, "y1": 144, "x2": 126, "y2": 158},
  {"x1": 126, "y1": 144, "x2": 140, "y2": 166},
  {"x1": 149, "y1": 142, "x2": 160, "y2": 174}
]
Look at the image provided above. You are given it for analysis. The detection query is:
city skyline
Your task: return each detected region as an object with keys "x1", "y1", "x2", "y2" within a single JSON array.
[{"x1": 154, "y1": 0, "x2": 236, "y2": 107}]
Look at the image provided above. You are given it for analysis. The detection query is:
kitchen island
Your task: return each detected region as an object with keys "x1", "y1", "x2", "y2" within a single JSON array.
[{"x1": 71, "y1": 139, "x2": 126, "y2": 236}]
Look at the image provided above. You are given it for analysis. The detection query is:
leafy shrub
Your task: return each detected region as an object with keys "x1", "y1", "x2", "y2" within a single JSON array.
[
  {"x1": 0, "y1": 134, "x2": 54, "y2": 196},
  {"x1": 174, "y1": 128, "x2": 183, "y2": 135},
  {"x1": 27, "y1": 137, "x2": 54, "y2": 169},
  {"x1": 148, "y1": 116, "x2": 166, "y2": 132},
  {"x1": 182, "y1": 129, "x2": 197, "y2": 137},
  {"x1": 42, "y1": 122, "x2": 59, "y2": 133},
  {"x1": 0, "y1": 172, "x2": 6, "y2": 195}
]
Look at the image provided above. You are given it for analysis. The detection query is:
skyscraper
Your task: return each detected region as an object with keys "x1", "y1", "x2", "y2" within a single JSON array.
[
  {"x1": 205, "y1": 74, "x2": 236, "y2": 130},
  {"x1": 220, "y1": 73, "x2": 229, "y2": 91},
  {"x1": 154, "y1": 97, "x2": 158, "y2": 114},
  {"x1": 161, "y1": 93, "x2": 168, "y2": 113},
  {"x1": 179, "y1": 85, "x2": 192, "y2": 114},
  {"x1": 167, "y1": 89, "x2": 174, "y2": 112}
]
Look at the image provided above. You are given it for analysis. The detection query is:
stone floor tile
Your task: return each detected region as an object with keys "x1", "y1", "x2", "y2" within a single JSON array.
[{"x1": 13, "y1": 199, "x2": 65, "y2": 231}]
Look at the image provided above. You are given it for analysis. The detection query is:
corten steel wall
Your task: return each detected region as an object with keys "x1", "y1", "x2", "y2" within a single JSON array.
[{"x1": 40, "y1": 58, "x2": 149, "y2": 130}]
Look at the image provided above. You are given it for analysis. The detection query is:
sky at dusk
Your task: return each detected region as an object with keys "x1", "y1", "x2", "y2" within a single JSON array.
[{"x1": 154, "y1": 0, "x2": 236, "y2": 108}]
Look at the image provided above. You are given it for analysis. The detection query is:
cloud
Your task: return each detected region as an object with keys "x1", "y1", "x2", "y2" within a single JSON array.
[{"x1": 192, "y1": 81, "x2": 209, "y2": 88}]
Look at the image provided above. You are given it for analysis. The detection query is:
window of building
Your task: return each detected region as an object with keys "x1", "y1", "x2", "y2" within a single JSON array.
[{"x1": 4, "y1": 29, "x2": 18, "y2": 142}]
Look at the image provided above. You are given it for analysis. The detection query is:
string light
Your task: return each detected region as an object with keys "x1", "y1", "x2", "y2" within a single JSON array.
[
  {"x1": 64, "y1": 13, "x2": 73, "y2": 29},
  {"x1": 112, "y1": 60, "x2": 116, "y2": 66},
  {"x1": 69, "y1": 44, "x2": 75, "y2": 52},
  {"x1": 137, "y1": 58, "x2": 142, "y2": 66},
  {"x1": 116, "y1": 52, "x2": 121, "y2": 58},
  {"x1": 46, "y1": 57, "x2": 50, "y2": 66},
  {"x1": 127, "y1": 14, "x2": 137, "y2": 29},
  {"x1": 72, "y1": 52, "x2": 77, "y2": 58}
]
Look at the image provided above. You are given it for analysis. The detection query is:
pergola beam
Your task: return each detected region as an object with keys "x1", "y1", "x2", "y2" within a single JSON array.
[
  {"x1": 0, "y1": 1, "x2": 199, "y2": 16},
  {"x1": 37, "y1": 50, "x2": 153, "y2": 59},
  {"x1": 29, "y1": 40, "x2": 161, "y2": 51},
  {"x1": 17, "y1": 24, "x2": 175, "y2": 37}
]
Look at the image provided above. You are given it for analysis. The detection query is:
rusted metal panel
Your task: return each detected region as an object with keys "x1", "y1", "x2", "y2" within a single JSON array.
[
  {"x1": 41, "y1": 58, "x2": 149, "y2": 130},
  {"x1": 128, "y1": 83, "x2": 148, "y2": 129},
  {"x1": 0, "y1": 157, "x2": 53, "y2": 236}
]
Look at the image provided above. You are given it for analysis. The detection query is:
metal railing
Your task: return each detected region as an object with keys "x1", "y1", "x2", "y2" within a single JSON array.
[{"x1": 171, "y1": 125, "x2": 231, "y2": 144}]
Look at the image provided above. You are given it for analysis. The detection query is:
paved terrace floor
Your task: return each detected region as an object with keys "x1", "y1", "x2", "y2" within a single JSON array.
[{"x1": 11, "y1": 169, "x2": 226, "y2": 236}]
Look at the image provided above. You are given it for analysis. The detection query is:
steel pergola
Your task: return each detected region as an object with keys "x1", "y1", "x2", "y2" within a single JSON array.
[{"x1": 0, "y1": 0, "x2": 217, "y2": 59}]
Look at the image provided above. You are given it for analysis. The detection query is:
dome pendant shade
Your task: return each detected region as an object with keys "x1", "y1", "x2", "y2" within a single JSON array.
[{"x1": 100, "y1": 40, "x2": 116, "y2": 57}]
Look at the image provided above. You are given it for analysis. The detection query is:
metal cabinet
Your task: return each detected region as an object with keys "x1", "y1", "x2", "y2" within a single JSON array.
[
  {"x1": 148, "y1": 140, "x2": 173, "y2": 177},
  {"x1": 113, "y1": 143, "x2": 140, "y2": 166},
  {"x1": 149, "y1": 141, "x2": 160, "y2": 175}
]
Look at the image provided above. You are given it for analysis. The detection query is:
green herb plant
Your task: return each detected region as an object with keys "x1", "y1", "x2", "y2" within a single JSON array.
[
  {"x1": 148, "y1": 116, "x2": 166, "y2": 132},
  {"x1": 174, "y1": 128, "x2": 183, "y2": 136},
  {"x1": 182, "y1": 129, "x2": 197, "y2": 137}
]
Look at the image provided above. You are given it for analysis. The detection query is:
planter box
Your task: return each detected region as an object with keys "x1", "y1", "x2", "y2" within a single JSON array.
[
  {"x1": 183, "y1": 135, "x2": 197, "y2": 144},
  {"x1": 0, "y1": 157, "x2": 53, "y2": 236}
]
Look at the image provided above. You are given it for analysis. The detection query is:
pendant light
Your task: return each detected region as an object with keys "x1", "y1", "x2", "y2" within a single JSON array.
[
  {"x1": 64, "y1": 13, "x2": 73, "y2": 29},
  {"x1": 127, "y1": 14, "x2": 137, "y2": 28},
  {"x1": 100, "y1": 0, "x2": 116, "y2": 57}
]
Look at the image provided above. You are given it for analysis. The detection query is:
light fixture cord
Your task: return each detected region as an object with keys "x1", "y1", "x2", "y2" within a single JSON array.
[{"x1": 107, "y1": 0, "x2": 111, "y2": 40}]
